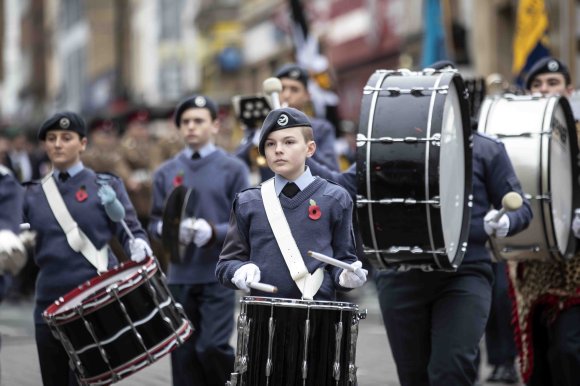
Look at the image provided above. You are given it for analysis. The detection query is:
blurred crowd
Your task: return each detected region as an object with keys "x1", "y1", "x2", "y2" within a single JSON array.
[{"x1": 0, "y1": 104, "x2": 357, "y2": 302}]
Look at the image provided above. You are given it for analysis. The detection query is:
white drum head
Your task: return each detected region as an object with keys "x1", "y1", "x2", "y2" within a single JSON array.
[
  {"x1": 439, "y1": 83, "x2": 465, "y2": 262},
  {"x1": 550, "y1": 104, "x2": 573, "y2": 255}
]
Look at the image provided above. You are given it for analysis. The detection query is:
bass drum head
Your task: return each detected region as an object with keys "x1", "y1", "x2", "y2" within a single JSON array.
[
  {"x1": 549, "y1": 98, "x2": 576, "y2": 258},
  {"x1": 479, "y1": 94, "x2": 579, "y2": 262},
  {"x1": 439, "y1": 82, "x2": 466, "y2": 262}
]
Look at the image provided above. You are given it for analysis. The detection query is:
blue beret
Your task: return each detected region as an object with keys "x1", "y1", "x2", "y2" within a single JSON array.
[
  {"x1": 174, "y1": 94, "x2": 218, "y2": 127},
  {"x1": 525, "y1": 57, "x2": 571, "y2": 90},
  {"x1": 38, "y1": 111, "x2": 86, "y2": 140},
  {"x1": 275, "y1": 63, "x2": 309, "y2": 87},
  {"x1": 258, "y1": 107, "x2": 312, "y2": 155}
]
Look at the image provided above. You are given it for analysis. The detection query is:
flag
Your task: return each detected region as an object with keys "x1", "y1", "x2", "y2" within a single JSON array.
[
  {"x1": 287, "y1": 0, "x2": 340, "y2": 127},
  {"x1": 421, "y1": 0, "x2": 448, "y2": 68},
  {"x1": 512, "y1": 0, "x2": 550, "y2": 87}
]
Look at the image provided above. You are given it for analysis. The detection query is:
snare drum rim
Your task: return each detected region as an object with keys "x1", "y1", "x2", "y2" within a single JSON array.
[
  {"x1": 43, "y1": 257, "x2": 157, "y2": 324},
  {"x1": 240, "y1": 296, "x2": 360, "y2": 312}
]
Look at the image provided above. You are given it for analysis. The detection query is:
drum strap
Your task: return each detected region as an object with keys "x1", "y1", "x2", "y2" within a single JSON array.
[
  {"x1": 42, "y1": 174, "x2": 108, "y2": 272},
  {"x1": 261, "y1": 178, "x2": 323, "y2": 300}
]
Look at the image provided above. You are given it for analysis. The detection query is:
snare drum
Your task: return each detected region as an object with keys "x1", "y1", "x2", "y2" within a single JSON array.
[
  {"x1": 43, "y1": 257, "x2": 192, "y2": 385},
  {"x1": 479, "y1": 94, "x2": 580, "y2": 261},
  {"x1": 356, "y1": 69, "x2": 472, "y2": 271},
  {"x1": 227, "y1": 297, "x2": 366, "y2": 386}
]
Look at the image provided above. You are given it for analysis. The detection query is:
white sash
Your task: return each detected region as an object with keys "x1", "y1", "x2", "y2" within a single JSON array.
[
  {"x1": 261, "y1": 178, "x2": 323, "y2": 300},
  {"x1": 42, "y1": 174, "x2": 108, "y2": 272}
]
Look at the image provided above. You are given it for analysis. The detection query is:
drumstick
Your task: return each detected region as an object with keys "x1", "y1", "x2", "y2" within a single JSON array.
[
  {"x1": 308, "y1": 251, "x2": 355, "y2": 272},
  {"x1": 492, "y1": 192, "x2": 523, "y2": 222},
  {"x1": 247, "y1": 281, "x2": 278, "y2": 293},
  {"x1": 263, "y1": 77, "x2": 283, "y2": 109}
]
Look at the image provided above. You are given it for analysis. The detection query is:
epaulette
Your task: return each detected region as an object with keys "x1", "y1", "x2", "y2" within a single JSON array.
[
  {"x1": 96, "y1": 172, "x2": 121, "y2": 182},
  {"x1": 474, "y1": 131, "x2": 501, "y2": 143},
  {"x1": 239, "y1": 185, "x2": 260, "y2": 194}
]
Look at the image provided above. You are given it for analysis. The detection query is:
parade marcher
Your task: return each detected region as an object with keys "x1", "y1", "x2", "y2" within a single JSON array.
[
  {"x1": 275, "y1": 63, "x2": 340, "y2": 172},
  {"x1": 119, "y1": 107, "x2": 162, "y2": 229},
  {"x1": 149, "y1": 95, "x2": 250, "y2": 386},
  {"x1": 82, "y1": 116, "x2": 130, "y2": 177},
  {"x1": 216, "y1": 107, "x2": 366, "y2": 300},
  {"x1": 368, "y1": 61, "x2": 533, "y2": 386},
  {"x1": 24, "y1": 112, "x2": 152, "y2": 386},
  {"x1": 0, "y1": 165, "x2": 26, "y2": 302},
  {"x1": 4, "y1": 127, "x2": 43, "y2": 183},
  {"x1": 507, "y1": 56, "x2": 580, "y2": 386},
  {"x1": 0, "y1": 165, "x2": 26, "y2": 362}
]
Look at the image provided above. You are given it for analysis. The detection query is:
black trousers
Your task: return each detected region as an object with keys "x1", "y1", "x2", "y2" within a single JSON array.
[
  {"x1": 35, "y1": 323, "x2": 79, "y2": 386},
  {"x1": 528, "y1": 304, "x2": 580, "y2": 386},
  {"x1": 485, "y1": 261, "x2": 517, "y2": 365},
  {"x1": 169, "y1": 282, "x2": 235, "y2": 386},
  {"x1": 376, "y1": 262, "x2": 493, "y2": 386}
]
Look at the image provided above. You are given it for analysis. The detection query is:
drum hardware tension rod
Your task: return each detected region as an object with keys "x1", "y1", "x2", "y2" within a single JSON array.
[
  {"x1": 265, "y1": 308, "x2": 275, "y2": 380},
  {"x1": 523, "y1": 194, "x2": 551, "y2": 201},
  {"x1": 302, "y1": 309, "x2": 311, "y2": 382},
  {"x1": 364, "y1": 246, "x2": 447, "y2": 255},
  {"x1": 141, "y1": 270, "x2": 183, "y2": 344},
  {"x1": 500, "y1": 246, "x2": 541, "y2": 253},
  {"x1": 357, "y1": 197, "x2": 440, "y2": 206},
  {"x1": 109, "y1": 285, "x2": 155, "y2": 365},
  {"x1": 333, "y1": 316, "x2": 344, "y2": 381},
  {"x1": 397, "y1": 264, "x2": 436, "y2": 272},
  {"x1": 495, "y1": 131, "x2": 551, "y2": 138},
  {"x1": 356, "y1": 133, "x2": 442, "y2": 146},
  {"x1": 363, "y1": 85, "x2": 449, "y2": 96},
  {"x1": 76, "y1": 303, "x2": 117, "y2": 380}
]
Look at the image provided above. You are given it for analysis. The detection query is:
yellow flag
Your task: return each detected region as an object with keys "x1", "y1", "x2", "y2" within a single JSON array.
[{"x1": 512, "y1": 0, "x2": 549, "y2": 75}]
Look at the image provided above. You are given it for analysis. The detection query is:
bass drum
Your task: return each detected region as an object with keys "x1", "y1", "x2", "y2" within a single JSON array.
[
  {"x1": 479, "y1": 94, "x2": 579, "y2": 261},
  {"x1": 356, "y1": 69, "x2": 472, "y2": 271}
]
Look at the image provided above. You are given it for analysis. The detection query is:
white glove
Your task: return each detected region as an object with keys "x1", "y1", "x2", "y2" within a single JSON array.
[
  {"x1": 231, "y1": 263, "x2": 261, "y2": 293},
  {"x1": 192, "y1": 218, "x2": 213, "y2": 247},
  {"x1": 338, "y1": 261, "x2": 368, "y2": 289},
  {"x1": 484, "y1": 209, "x2": 510, "y2": 238},
  {"x1": 573, "y1": 211, "x2": 580, "y2": 238},
  {"x1": 129, "y1": 238, "x2": 152, "y2": 262},
  {"x1": 0, "y1": 230, "x2": 27, "y2": 275},
  {"x1": 179, "y1": 218, "x2": 196, "y2": 245}
]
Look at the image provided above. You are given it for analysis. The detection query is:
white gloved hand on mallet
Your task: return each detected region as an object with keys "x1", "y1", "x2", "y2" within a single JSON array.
[{"x1": 484, "y1": 192, "x2": 523, "y2": 238}]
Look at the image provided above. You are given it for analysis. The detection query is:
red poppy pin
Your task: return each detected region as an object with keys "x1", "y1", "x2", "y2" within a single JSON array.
[
  {"x1": 76, "y1": 185, "x2": 88, "y2": 202},
  {"x1": 308, "y1": 199, "x2": 321, "y2": 220},
  {"x1": 173, "y1": 171, "x2": 184, "y2": 187}
]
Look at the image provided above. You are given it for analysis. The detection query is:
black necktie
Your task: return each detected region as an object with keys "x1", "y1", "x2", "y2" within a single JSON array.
[
  {"x1": 59, "y1": 172, "x2": 70, "y2": 182},
  {"x1": 192, "y1": 152, "x2": 201, "y2": 160},
  {"x1": 282, "y1": 182, "x2": 300, "y2": 198}
]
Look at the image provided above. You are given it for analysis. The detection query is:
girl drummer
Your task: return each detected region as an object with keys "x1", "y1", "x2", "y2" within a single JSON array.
[{"x1": 23, "y1": 112, "x2": 152, "y2": 386}]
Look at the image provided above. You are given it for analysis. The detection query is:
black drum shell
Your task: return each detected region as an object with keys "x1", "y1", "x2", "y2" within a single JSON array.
[{"x1": 356, "y1": 70, "x2": 472, "y2": 270}]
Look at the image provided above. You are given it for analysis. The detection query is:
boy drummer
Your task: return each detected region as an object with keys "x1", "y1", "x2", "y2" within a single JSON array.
[{"x1": 216, "y1": 107, "x2": 366, "y2": 299}]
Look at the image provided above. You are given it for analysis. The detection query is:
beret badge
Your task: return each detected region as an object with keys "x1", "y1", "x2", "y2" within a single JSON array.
[
  {"x1": 289, "y1": 69, "x2": 301, "y2": 79},
  {"x1": 59, "y1": 117, "x2": 70, "y2": 129},
  {"x1": 277, "y1": 114, "x2": 289, "y2": 126},
  {"x1": 547, "y1": 60, "x2": 559, "y2": 72},
  {"x1": 194, "y1": 96, "x2": 206, "y2": 108}
]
